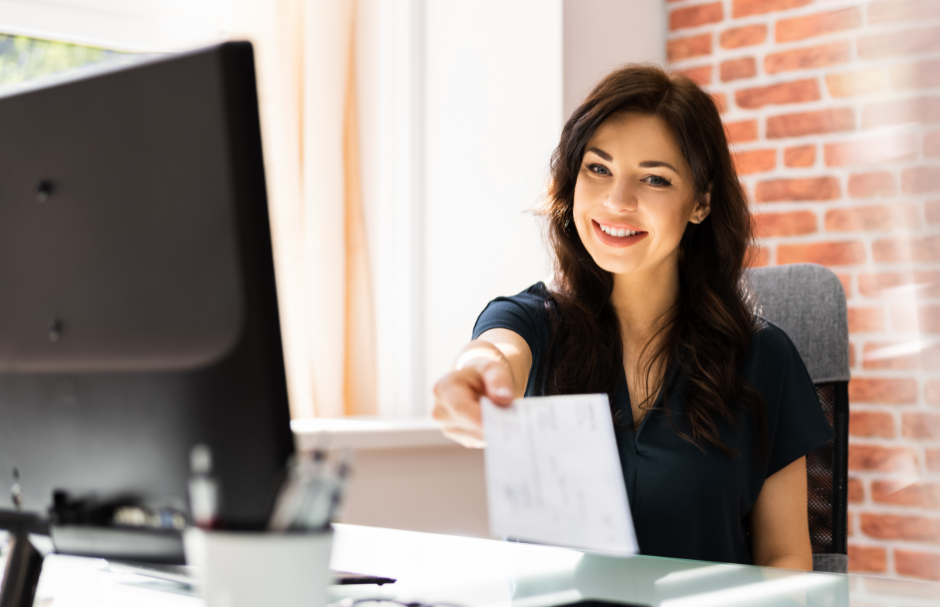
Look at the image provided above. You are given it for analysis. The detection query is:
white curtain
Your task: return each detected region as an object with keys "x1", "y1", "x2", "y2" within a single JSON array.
[{"x1": 231, "y1": 0, "x2": 377, "y2": 418}]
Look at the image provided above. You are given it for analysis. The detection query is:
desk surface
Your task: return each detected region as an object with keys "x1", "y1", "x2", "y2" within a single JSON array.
[{"x1": 25, "y1": 524, "x2": 940, "y2": 606}]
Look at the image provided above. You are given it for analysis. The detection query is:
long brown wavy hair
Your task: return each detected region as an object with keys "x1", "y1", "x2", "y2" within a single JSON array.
[{"x1": 539, "y1": 64, "x2": 764, "y2": 457}]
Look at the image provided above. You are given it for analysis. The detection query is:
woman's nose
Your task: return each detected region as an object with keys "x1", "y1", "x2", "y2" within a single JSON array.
[{"x1": 605, "y1": 179, "x2": 638, "y2": 211}]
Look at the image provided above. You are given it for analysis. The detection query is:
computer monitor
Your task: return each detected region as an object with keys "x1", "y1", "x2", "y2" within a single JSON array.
[{"x1": 0, "y1": 42, "x2": 293, "y2": 561}]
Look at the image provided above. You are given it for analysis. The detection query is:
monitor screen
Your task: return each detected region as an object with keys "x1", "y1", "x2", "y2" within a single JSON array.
[{"x1": 0, "y1": 42, "x2": 293, "y2": 560}]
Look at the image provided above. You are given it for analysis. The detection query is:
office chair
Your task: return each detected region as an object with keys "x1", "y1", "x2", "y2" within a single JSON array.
[{"x1": 745, "y1": 263, "x2": 850, "y2": 574}]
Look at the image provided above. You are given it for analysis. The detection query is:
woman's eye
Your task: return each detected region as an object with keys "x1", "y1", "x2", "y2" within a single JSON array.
[
  {"x1": 587, "y1": 164, "x2": 610, "y2": 176},
  {"x1": 644, "y1": 175, "x2": 672, "y2": 187}
]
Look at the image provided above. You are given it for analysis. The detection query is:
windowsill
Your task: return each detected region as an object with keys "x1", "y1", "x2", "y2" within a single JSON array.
[{"x1": 291, "y1": 416, "x2": 458, "y2": 451}]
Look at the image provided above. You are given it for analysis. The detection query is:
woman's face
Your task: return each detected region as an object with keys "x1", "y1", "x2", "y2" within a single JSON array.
[{"x1": 572, "y1": 112, "x2": 710, "y2": 277}]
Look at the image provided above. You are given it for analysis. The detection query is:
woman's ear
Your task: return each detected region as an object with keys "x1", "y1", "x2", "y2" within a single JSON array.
[{"x1": 690, "y1": 190, "x2": 712, "y2": 224}]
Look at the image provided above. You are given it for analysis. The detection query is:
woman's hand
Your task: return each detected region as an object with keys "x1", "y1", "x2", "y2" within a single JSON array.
[{"x1": 432, "y1": 330, "x2": 532, "y2": 448}]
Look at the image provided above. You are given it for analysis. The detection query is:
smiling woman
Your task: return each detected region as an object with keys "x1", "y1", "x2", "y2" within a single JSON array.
[{"x1": 432, "y1": 64, "x2": 834, "y2": 571}]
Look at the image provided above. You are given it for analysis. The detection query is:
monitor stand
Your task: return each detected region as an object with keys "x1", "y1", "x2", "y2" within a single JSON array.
[{"x1": 0, "y1": 510, "x2": 48, "y2": 607}]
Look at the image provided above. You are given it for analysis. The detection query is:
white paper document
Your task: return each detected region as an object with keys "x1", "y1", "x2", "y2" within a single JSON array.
[{"x1": 481, "y1": 393, "x2": 638, "y2": 556}]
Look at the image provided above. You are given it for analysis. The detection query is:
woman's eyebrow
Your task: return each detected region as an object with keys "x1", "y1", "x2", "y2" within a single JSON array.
[
  {"x1": 639, "y1": 160, "x2": 679, "y2": 173},
  {"x1": 585, "y1": 147, "x2": 613, "y2": 161}
]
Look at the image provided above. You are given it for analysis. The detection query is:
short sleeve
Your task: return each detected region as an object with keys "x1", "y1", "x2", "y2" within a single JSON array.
[
  {"x1": 471, "y1": 283, "x2": 550, "y2": 359},
  {"x1": 762, "y1": 324, "x2": 836, "y2": 477}
]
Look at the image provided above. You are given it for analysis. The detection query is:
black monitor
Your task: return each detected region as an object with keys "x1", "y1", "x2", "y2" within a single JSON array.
[{"x1": 0, "y1": 43, "x2": 293, "y2": 561}]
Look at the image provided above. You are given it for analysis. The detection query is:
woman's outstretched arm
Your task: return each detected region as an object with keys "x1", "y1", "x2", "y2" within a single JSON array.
[{"x1": 432, "y1": 328, "x2": 532, "y2": 448}]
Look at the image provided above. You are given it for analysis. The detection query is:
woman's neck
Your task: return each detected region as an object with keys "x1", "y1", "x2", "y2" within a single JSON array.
[{"x1": 610, "y1": 256, "x2": 680, "y2": 343}]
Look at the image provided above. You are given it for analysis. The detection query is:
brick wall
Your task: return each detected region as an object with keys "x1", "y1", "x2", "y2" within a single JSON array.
[{"x1": 667, "y1": 0, "x2": 940, "y2": 580}]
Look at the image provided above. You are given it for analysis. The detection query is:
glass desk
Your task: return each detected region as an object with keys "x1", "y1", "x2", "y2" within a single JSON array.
[{"x1": 19, "y1": 524, "x2": 940, "y2": 606}]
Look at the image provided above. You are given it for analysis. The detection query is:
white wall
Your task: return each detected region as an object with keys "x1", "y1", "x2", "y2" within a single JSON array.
[
  {"x1": 562, "y1": 0, "x2": 667, "y2": 119},
  {"x1": 421, "y1": 1, "x2": 563, "y2": 413}
]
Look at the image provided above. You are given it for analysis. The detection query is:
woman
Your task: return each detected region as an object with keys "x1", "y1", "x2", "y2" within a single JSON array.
[{"x1": 432, "y1": 65, "x2": 834, "y2": 569}]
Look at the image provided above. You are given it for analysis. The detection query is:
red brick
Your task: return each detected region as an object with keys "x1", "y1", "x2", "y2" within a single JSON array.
[
  {"x1": 735, "y1": 79, "x2": 819, "y2": 109},
  {"x1": 668, "y1": 33, "x2": 712, "y2": 61},
  {"x1": 929, "y1": 449, "x2": 940, "y2": 472},
  {"x1": 848, "y1": 544, "x2": 887, "y2": 573},
  {"x1": 724, "y1": 121, "x2": 756, "y2": 145},
  {"x1": 927, "y1": 200, "x2": 940, "y2": 223},
  {"x1": 670, "y1": 2, "x2": 723, "y2": 30},
  {"x1": 858, "y1": 271, "x2": 940, "y2": 299},
  {"x1": 891, "y1": 58, "x2": 940, "y2": 91},
  {"x1": 847, "y1": 307, "x2": 886, "y2": 332},
  {"x1": 675, "y1": 65, "x2": 712, "y2": 86},
  {"x1": 869, "y1": 0, "x2": 940, "y2": 25},
  {"x1": 754, "y1": 211, "x2": 816, "y2": 236},
  {"x1": 895, "y1": 549, "x2": 940, "y2": 582},
  {"x1": 720, "y1": 57, "x2": 757, "y2": 82},
  {"x1": 872, "y1": 480, "x2": 940, "y2": 509},
  {"x1": 826, "y1": 69, "x2": 888, "y2": 98},
  {"x1": 849, "y1": 444, "x2": 919, "y2": 473},
  {"x1": 838, "y1": 273, "x2": 851, "y2": 296},
  {"x1": 767, "y1": 108, "x2": 854, "y2": 138},
  {"x1": 861, "y1": 513, "x2": 940, "y2": 543},
  {"x1": 732, "y1": 0, "x2": 812, "y2": 18},
  {"x1": 847, "y1": 172, "x2": 896, "y2": 198},
  {"x1": 848, "y1": 510, "x2": 854, "y2": 536},
  {"x1": 720, "y1": 24, "x2": 766, "y2": 49},
  {"x1": 765, "y1": 41, "x2": 851, "y2": 75},
  {"x1": 775, "y1": 8, "x2": 863, "y2": 43},
  {"x1": 857, "y1": 25, "x2": 940, "y2": 60},
  {"x1": 848, "y1": 477, "x2": 864, "y2": 502},
  {"x1": 902, "y1": 166, "x2": 940, "y2": 194},
  {"x1": 862, "y1": 96, "x2": 940, "y2": 129},
  {"x1": 825, "y1": 203, "x2": 919, "y2": 232},
  {"x1": 849, "y1": 377, "x2": 918, "y2": 404},
  {"x1": 850, "y1": 410, "x2": 895, "y2": 437},
  {"x1": 746, "y1": 244, "x2": 769, "y2": 268},
  {"x1": 903, "y1": 412, "x2": 940, "y2": 440},
  {"x1": 711, "y1": 92, "x2": 727, "y2": 114},
  {"x1": 925, "y1": 132, "x2": 940, "y2": 157},
  {"x1": 783, "y1": 145, "x2": 815, "y2": 168},
  {"x1": 849, "y1": 340, "x2": 857, "y2": 368},
  {"x1": 733, "y1": 149, "x2": 776, "y2": 175},
  {"x1": 778, "y1": 241, "x2": 865, "y2": 266},
  {"x1": 872, "y1": 235, "x2": 940, "y2": 263},
  {"x1": 927, "y1": 378, "x2": 940, "y2": 405},
  {"x1": 824, "y1": 133, "x2": 918, "y2": 166},
  {"x1": 755, "y1": 177, "x2": 840, "y2": 201}
]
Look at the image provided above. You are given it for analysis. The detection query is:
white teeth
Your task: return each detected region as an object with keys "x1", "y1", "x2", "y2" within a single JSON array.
[{"x1": 599, "y1": 223, "x2": 641, "y2": 237}]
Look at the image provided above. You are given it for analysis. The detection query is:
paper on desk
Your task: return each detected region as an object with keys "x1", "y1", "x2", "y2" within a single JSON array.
[{"x1": 482, "y1": 394, "x2": 638, "y2": 556}]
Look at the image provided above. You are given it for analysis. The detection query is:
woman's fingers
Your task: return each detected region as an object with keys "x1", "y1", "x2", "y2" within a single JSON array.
[
  {"x1": 479, "y1": 361, "x2": 515, "y2": 407},
  {"x1": 433, "y1": 367, "x2": 485, "y2": 427},
  {"x1": 432, "y1": 359, "x2": 517, "y2": 449}
]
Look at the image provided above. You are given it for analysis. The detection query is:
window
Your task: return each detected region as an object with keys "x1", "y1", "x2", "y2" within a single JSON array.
[{"x1": 0, "y1": 34, "x2": 134, "y2": 88}]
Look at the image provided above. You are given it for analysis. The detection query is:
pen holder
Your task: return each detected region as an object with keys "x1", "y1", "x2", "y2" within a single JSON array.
[{"x1": 183, "y1": 528, "x2": 333, "y2": 607}]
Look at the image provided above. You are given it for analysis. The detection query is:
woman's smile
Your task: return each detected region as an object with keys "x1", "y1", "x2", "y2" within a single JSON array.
[{"x1": 592, "y1": 219, "x2": 648, "y2": 248}]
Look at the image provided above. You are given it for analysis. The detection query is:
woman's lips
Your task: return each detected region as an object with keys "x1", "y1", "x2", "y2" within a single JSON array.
[{"x1": 591, "y1": 220, "x2": 648, "y2": 248}]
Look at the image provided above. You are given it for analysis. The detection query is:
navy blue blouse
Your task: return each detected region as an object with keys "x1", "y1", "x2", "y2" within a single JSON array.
[{"x1": 472, "y1": 282, "x2": 834, "y2": 565}]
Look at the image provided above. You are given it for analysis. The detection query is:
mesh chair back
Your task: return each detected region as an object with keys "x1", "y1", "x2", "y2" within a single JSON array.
[{"x1": 745, "y1": 264, "x2": 850, "y2": 574}]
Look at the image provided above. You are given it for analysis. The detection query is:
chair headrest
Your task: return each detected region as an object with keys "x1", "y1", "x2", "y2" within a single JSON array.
[{"x1": 745, "y1": 263, "x2": 850, "y2": 384}]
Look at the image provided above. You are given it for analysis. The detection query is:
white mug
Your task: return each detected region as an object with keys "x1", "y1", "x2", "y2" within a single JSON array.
[{"x1": 183, "y1": 528, "x2": 333, "y2": 607}]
